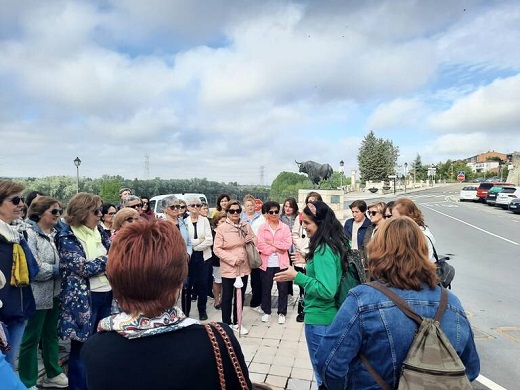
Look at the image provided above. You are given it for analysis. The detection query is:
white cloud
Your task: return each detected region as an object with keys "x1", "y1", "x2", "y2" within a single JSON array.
[{"x1": 366, "y1": 98, "x2": 429, "y2": 131}]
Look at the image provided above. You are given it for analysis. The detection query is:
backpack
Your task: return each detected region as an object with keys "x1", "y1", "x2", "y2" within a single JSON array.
[
  {"x1": 359, "y1": 282, "x2": 473, "y2": 390},
  {"x1": 334, "y1": 249, "x2": 366, "y2": 309},
  {"x1": 426, "y1": 236, "x2": 455, "y2": 289}
]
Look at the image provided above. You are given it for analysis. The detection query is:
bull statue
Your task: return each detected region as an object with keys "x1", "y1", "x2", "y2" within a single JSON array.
[{"x1": 295, "y1": 160, "x2": 334, "y2": 188}]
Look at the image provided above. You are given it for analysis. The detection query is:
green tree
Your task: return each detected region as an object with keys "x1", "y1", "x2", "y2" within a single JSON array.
[
  {"x1": 357, "y1": 131, "x2": 399, "y2": 182},
  {"x1": 269, "y1": 172, "x2": 309, "y2": 203}
]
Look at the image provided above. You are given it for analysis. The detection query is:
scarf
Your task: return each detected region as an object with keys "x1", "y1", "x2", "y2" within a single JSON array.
[
  {"x1": 0, "y1": 219, "x2": 30, "y2": 286},
  {"x1": 97, "y1": 306, "x2": 199, "y2": 339},
  {"x1": 71, "y1": 225, "x2": 104, "y2": 259}
]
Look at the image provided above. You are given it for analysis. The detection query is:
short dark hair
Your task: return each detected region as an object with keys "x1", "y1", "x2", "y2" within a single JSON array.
[
  {"x1": 107, "y1": 219, "x2": 188, "y2": 317},
  {"x1": 26, "y1": 191, "x2": 45, "y2": 208},
  {"x1": 349, "y1": 199, "x2": 367, "y2": 213},
  {"x1": 281, "y1": 197, "x2": 298, "y2": 216},
  {"x1": 261, "y1": 201, "x2": 280, "y2": 214},
  {"x1": 27, "y1": 196, "x2": 61, "y2": 222}
]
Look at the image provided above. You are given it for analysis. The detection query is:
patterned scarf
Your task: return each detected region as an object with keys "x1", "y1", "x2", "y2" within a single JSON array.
[{"x1": 97, "y1": 306, "x2": 199, "y2": 339}]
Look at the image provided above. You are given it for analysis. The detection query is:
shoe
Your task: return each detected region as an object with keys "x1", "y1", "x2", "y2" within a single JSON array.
[
  {"x1": 278, "y1": 314, "x2": 286, "y2": 324},
  {"x1": 214, "y1": 303, "x2": 222, "y2": 310},
  {"x1": 296, "y1": 312, "x2": 305, "y2": 323},
  {"x1": 199, "y1": 312, "x2": 208, "y2": 321},
  {"x1": 251, "y1": 306, "x2": 263, "y2": 314},
  {"x1": 42, "y1": 373, "x2": 68, "y2": 388},
  {"x1": 231, "y1": 324, "x2": 249, "y2": 335},
  {"x1": 261, "y1": 314, "x2": 271, "y2": 322}
]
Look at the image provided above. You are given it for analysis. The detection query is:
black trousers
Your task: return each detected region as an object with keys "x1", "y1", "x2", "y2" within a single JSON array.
[
  {"x1": 249, "y1": 268, "x2": 263, "y2": 307},
  {"x1": 260, "y1": 267, "x2": 289, "y2": 315},
  {"x1": 221, "y1": 276, "x2": 248, "y2": 325}
]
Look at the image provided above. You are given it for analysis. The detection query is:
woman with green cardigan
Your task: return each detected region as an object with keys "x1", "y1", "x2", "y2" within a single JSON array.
[{"x1": 274, "y1": 201, "x2": 349, "y2": 386}]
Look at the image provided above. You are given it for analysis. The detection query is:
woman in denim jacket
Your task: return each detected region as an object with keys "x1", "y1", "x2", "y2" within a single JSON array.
[{"x1": 315, "y1": 216, "x2": 480, "y2": 390}]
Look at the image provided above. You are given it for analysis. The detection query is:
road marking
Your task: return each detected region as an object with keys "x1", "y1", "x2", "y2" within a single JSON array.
[
  {"x1": 421, "y1": 205, "x2": 520, "y2": 246},
  {"x1": 476, "y1": 374, "x2": 507, "y2": 390}
]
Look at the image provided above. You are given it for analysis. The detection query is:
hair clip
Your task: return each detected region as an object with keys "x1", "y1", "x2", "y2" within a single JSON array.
[{"x1": 308, "y1": 203, "x2": 317, "y2": 217}]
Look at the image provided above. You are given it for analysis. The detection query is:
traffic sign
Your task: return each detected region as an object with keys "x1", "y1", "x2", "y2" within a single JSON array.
[{"x1": 457, "y1": 172, "x2": 465, "y2": 182}]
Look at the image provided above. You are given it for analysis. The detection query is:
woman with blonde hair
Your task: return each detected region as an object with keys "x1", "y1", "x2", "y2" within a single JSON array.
[
  {"x1": 362, "y1": 201, "x2": 386, "y2": 262},
  {"x1": 315, "y1": 216, "x2": 480, "y2": 389},
  {"x1": 111, "y1": 208, "x2": 140, "y2": 237}
]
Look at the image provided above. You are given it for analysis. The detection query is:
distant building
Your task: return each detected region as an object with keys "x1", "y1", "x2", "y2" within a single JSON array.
[{"x1": 464, "y1": 151, "x2": 507, "y2": 174}]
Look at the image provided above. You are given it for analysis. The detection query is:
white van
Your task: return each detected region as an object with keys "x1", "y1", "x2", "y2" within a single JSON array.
[{"x1": 149, "y1": 193, "x2": 209, "y2": 219}]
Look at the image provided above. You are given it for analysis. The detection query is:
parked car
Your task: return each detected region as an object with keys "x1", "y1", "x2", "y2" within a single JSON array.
[
  {"x1": 476, "y1": 182, "x2": 514, "y2": 202},
  {"x1": 509, "y1": 198, "x2": 520, "y2": 214},
  {"x1": 496, "y1": 186, "x2": 520, "y2": 209},
  {"x1": 149, "y1": 193, "x2": 209, "y2": 218},
  {"x1": 459, "y1": 186, "x2": 478, "y2": 202},
  {"x1": 486, "y1": 186, "x2": 506, "y2": 206}
]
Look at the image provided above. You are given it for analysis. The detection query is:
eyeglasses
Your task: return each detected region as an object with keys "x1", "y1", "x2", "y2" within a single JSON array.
[
  {"x1": 8, "y1": 196, "x2": 25, "y2": 205},
  {"x1": 267, "y1": 210, "x2": 280, "y2": 215},
  {"x1": 125, "y1": 217, "x2": 138, "y2": 223},
  {"x1": 384, "y1": 214, "x2": 392, "y2": 219},
  {"x1": 190, "y1": 204, "x2": 202, "y2": 208},
  {"x1": 50, "y1": 209, "x2": 63, "y2": 215},
  {"x1": 169, "y1": 205, "x2": 182, "y2": 210},
  {"x1": 228, "y1": 208, "x2": 242, "y2": 214},
  {"x1": 368, "y1": 211, "x2": 379, "y2": 217},
  {"x1": 127, "y1": 203, "x2": 142, "y2": 209}
]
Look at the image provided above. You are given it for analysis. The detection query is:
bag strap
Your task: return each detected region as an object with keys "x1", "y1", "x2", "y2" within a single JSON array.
[
  {"x1": 359, "y1": 283, "x2": 448, "y2": 388},
  {"x1": 425, "y1": 235, "x2": 440, "y2": 262},
  {"x1": 204, "y1": 323, "x2": 249, "y2": 390}
]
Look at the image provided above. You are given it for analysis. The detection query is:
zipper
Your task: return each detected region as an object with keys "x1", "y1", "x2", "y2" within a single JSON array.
[
  {"x1": 20, "y1": 287, "x2": 24, "y2": 311},
  {"x1": 402, "y1": 363, "x2": 466, "y2": 377}
]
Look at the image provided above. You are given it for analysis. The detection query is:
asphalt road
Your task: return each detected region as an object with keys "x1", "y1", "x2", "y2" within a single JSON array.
[{"x1": 384, "y1": 184, "x2": 519, "y2": 390}]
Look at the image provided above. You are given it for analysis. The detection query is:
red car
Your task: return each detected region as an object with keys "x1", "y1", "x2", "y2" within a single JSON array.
[{"x1": 476, "y1": 182, "x2": 514, "y2": 202}]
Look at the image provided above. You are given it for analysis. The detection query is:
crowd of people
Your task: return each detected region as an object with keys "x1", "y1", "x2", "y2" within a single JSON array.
[{"x1": 0, "y1": 180, "x2": 480, "y2": 390}]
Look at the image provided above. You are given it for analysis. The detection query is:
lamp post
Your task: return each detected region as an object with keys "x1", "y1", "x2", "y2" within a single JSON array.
[
  {"x1": 339, "y1": 160, "x2": 344, "y2": 189},
  {"x1": 404, "y1": 162, "x2": 408, "y2": 193},
  {"x1": 74, "y1": 157, "x2": 81, "y2": 193}
]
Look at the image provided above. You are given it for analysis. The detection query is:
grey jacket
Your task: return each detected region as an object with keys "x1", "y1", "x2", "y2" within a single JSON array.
[{"x1": 26, "y1": 220, "x2": 60, "y2": 310}]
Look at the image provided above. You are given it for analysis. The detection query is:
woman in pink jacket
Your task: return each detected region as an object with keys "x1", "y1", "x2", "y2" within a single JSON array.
[
  {"x1": 213, "y1": 199, "x2": 256, "y2": 336},
  {"x1": 256, "y1": 201, "x2": 292, "y2": 325}
]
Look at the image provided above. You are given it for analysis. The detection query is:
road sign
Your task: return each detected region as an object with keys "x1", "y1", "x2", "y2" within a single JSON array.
[
  {"x1": 457, "y1": 170, "x2": 465, "y2": 175},
  {"x1": 457, "y1": 172, "x2": 465, "y2": 182},
  {"x1": 254, "y1": 198, "x2": 263, "y2": 212}
]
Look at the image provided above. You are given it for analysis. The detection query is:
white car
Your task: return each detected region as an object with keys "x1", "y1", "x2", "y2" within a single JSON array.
[
  {"x1": 459, "y1": 186, "x2": 478, "y2": 202},
  {"x1": 496, "y1": 186, "x2": 520, "y2": 208}
]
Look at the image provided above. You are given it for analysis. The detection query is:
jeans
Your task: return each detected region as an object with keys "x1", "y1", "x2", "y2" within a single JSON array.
[
  {"x1": 221, "y1": 276, "x2": 248, "y2": 325},
  {"x1": 3, "y1": 318, "x2": 27, "y2": 367},
  {"x1": 19, "y1": 298, "x2": 62, "y2": 387},
  {"x1": 260, "y1": 267, "x2": 289, "y2": 315},
  {"x1": 69, "y1": 291, "x2": 112, "y2": 390},
  {"x1": 305, "y1": 324, "x2": 330, "y2": 386}
]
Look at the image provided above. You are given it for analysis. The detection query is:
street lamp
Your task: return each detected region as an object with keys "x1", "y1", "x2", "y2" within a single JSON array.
[
  {"x1": 339, "y1": 160, "x2": 345, "y2": 188},
  {"x1": 74, "y1": 157, "x2": 81, "y2": 193},
  {"x1": 404, "y1": 162, "x2": 408, "y2": 193}
]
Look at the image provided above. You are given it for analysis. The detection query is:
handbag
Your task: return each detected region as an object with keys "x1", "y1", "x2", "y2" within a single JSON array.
[
  {"x1": 204, "y1": 323, "x2": 250, "y2": 390},
  {"x1": 426, "y1": 237, "x2": 455, "y2": 289},
  {"x1": 245, "y1": 242, "x2": 262, "y2": 269}
]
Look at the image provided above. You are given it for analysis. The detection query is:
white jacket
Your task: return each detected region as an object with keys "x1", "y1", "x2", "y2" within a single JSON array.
[{"x1": 185, "y1": 216, "x2": 213, "y2": 260}]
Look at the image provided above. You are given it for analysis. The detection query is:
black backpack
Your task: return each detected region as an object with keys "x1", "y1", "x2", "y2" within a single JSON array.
[
  {"x1": 359, "y1": 282, "x2": 473, "y2": 390},
  {"x1": 426, "y1": 237, "x2": 455, "y2": 289}
]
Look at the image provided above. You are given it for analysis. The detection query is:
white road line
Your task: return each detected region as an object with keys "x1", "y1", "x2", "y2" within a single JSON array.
[
  {"x1": 421, "y1": 205, "x2": 520, "y2": 246},
  {"x1": 476, "y1": 374, "x2": 508, "y2": 390}
]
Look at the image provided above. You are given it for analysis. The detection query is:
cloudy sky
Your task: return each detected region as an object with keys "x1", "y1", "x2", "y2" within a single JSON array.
[{"x1": 1, "y1": 0, "x2": 519, "y2": 184}]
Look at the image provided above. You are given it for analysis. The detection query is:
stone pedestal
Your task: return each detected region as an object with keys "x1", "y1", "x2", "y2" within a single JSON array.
[{"x1": 297, "y1": 189, "x2": 347, "y2": 220}]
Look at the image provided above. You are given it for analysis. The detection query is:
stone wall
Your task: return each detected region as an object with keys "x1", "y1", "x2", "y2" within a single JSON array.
[{"x1": 506, "y1": 152, "x2": 520, "y2": 185}]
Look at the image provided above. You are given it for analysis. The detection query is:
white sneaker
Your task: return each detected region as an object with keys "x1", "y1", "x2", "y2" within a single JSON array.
[
  {"x1": 278, "y1": 314, "x2": 286, "y2": 324},
  {"x1": 251, "y1": 306, "x2": 263, "y2": 314},
  {"x1": 261, "y1": 314, "x2": 271, "y2": 322},
  {"x1": 231, "y1": 324, "x2": 249, "y2": 335},
  {"x1": 42, "y1": 373, "x2": 69, "y2": 388}
]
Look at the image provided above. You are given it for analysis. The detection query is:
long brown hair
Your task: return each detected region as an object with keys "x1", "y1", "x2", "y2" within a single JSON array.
[
  {"x1": 367, "y1": 216, "x2": 438, "y2": 290},
  {"x1": 393, "y1": 198, "x2": 425, "y2": 227}
]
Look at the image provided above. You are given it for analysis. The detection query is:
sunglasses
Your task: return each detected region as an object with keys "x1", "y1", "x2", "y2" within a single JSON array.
[
  {"x1": 267, "y1": 210, "x2": 280, "y2": 215},
  {"x1": 125, "y1": 217, "x2": 138, "y2": 223},
  {"x1": 50, "y1": 208, "x2": 63, "y2": 216},
  {"x1": 190, "y1": 204, "x2": 202, "y2": 208},
  {"x1": 179, "y1": 205, "x2": 187, "y2": 209},
  {"x1": 368, "y1": 211, "x2": 379, "y2": 217},
  {"x1": 93, "y1": 207, "x2": 103, "y2": 216},
  {"x1": 8, "y1": 196, "x2": 25, "y2": 205},
  {"x1": 384, "y1": 214, "x2": 392, "y2": 219},
  {"x1": 169, "y1": 205, "x2": 182, "y2": 210},
  {"x1": 228, "y1": 208, "x2": 242, "y2": 214},
  {"x1": 128, "y1": 203, "x2": 142, "y2": 209}
]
